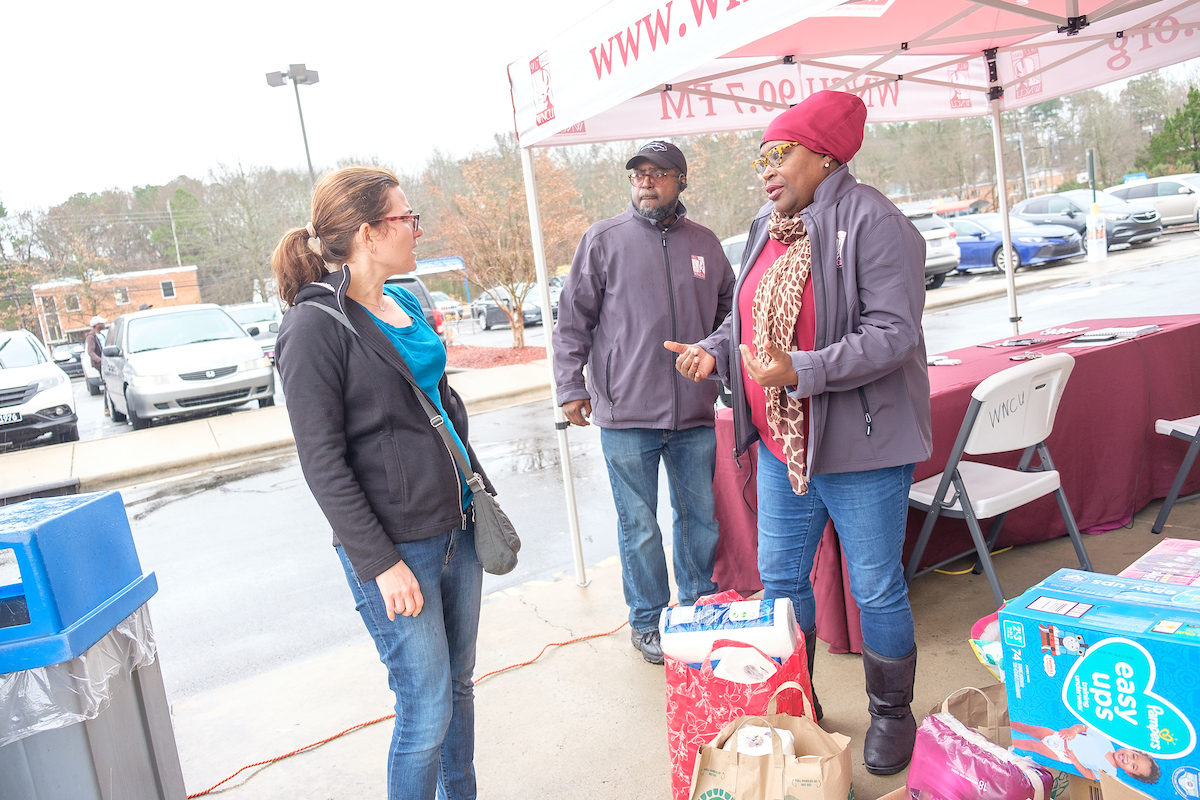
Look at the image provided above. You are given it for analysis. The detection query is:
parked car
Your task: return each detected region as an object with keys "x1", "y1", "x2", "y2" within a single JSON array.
[
  {"x1": 101, "y1": 305, "x2": 275, "y2": 430},
  {"x1": 948, "y1": 214, "x2": 1083, "y2": 272},
  {"x1": 470, "y1": 287, "x2": 543, "y2": 330},
  {"x1": 1012, "y1": 189, "x2": 1161, "y2": 249},
  {"x1": 1105, "y1": 174, "x2": 1200, "y2": 227},
  {"x1": 384, "y1": 274, "x2": 446, "y2": 341},
  {"x1": 904, "y1": 210, "x2": 961, "y2": 288},
  {"x1": 225, "y1": 302, "x2": 282, "y2": 362},
  {"x1": 721, "y1": 233, "x2": 749, "y2": 275},
  {"x1": 430, "y1": 291, "x2": 463, "y2": 320},
  {"x1": 51, "y1": 342, "x2": 85, "y2": 377},
  {"x1": 0, "y1": 329, "x2": 78, "y2": 446}
]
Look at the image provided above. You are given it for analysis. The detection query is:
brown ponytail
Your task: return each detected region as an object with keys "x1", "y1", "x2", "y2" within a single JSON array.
[
  {"x1": 271, "y1": 166, "x2": 400, "y2": 306},
  {"x1": 271, "y1": 228, "x2": 326, "y2": 306}
]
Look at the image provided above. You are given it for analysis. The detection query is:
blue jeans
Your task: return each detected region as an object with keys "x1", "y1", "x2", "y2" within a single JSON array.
[
  {"x1": 336, "y1": 519, "x2": 482, "y2": 800},
  {"x1": 756, "y1": 447, "x2": 916, "y2": 658},
  {"x1": 600, "y1": 426, "x2": 720, "y2": 632}
]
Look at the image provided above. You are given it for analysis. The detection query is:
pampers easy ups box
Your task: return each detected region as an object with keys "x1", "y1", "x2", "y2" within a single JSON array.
[{"x1": 1000, "y1": 569, "x2": 1200, "y2": 800}]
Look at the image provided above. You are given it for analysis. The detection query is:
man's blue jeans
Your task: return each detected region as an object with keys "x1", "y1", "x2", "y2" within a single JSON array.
[
  {"x1": 336, "y1": 519, "x2": 482, "y2": 800},
  {"x1": 756, "y1": 446, "x2": 916, "y2": 658},
  {"x1": 600, "y1": 426, "x2": 720, "y2": 633}
]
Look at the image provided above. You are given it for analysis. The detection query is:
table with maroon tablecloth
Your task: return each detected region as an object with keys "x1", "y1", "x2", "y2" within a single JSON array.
[{"x1": 711, "y1": 315, "x2": 1200, "y2": 654}]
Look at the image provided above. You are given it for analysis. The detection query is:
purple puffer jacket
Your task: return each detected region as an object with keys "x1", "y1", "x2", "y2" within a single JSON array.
[
  {"x1": 553, "y1": 201, "x2": 735, "y2": 430},
  {"x1": 698, "y1": 167, "x2": 933, "y2": 475}
]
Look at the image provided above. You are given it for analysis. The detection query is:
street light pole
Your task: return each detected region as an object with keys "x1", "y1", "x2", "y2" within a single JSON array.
[
  {"x1": 266, "y1": 64, "x2": 320, "y2": 185},
  {"x1": 291, "y1": 78, "x2": 315, "y2": 184}
]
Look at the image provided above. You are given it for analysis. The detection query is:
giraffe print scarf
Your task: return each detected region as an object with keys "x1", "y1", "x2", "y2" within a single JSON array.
[{"x1": 751, "y1": 210, "x2": 811, "y2": 495}]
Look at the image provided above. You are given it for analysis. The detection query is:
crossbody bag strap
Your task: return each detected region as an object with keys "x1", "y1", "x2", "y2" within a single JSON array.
[{"x1": 297, "y1": 299, "x2": 483, "y2": 495}]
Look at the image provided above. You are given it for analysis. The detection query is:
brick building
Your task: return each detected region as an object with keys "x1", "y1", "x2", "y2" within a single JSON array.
[{"x1": 31, "y1": 266, "x2": 202, "y2": 344}]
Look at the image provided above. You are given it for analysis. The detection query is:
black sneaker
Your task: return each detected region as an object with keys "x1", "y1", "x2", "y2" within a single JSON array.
[{"x1": 631, "y1": 629, "x2": 665, "y2": 664}]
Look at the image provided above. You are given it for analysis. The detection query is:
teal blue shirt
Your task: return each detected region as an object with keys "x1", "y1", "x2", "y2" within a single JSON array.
[{"x1": 368, "y1": 285, "x2": 471, "y2": 511}]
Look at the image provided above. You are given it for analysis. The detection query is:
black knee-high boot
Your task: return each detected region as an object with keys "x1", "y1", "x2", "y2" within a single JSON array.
[
  {"x1": 803, "y1": 626, "x2": 824, "y2": 722},
  {"x1": 862, "y1": 643, "x2": 918, "y2": 775}
]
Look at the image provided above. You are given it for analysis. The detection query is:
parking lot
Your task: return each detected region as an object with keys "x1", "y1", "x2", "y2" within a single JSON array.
[{"x1": 7, "y1": 224, "x2": 1198, "y2": 452}]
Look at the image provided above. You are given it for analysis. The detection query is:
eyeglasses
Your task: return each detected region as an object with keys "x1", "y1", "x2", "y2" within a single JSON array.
[
  {"x1": 628, "y1": 170, "x2": 677, "y2": 186},
  {"x1": 751, "y1": 142, "x2": 801, "y2": 176},
  {"x1": 1009, "y1": 351, "x2": 1045, "y2": 361},
  {"x1": 373, "y1": 214, "x2": 420, "y2": 233}
]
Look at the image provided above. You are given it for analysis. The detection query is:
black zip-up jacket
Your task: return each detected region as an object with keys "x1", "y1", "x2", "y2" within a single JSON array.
[{"x1": 276, "y1": 267, "x2": 492, "y2": 583}]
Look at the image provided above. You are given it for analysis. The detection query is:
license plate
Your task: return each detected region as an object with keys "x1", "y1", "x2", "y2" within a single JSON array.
[{"x1": 0, "y1": 411, "x2": 22, "y2": 426}]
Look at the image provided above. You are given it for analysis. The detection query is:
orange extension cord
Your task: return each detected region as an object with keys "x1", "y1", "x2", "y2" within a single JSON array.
[{"x1": 186, "y1": 619, "x2": 630, "y2": 797}]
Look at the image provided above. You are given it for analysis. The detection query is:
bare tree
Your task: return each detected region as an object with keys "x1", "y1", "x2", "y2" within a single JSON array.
[{"x1": 432, "y1": 134, "x2": 587, "y2": 348}]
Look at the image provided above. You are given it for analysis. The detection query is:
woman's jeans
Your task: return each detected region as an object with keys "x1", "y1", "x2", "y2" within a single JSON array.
[
  {"x1": 756, "y1": 447, "x2": 916, "y2": 658},
  {"x1": 600, "y1": 426, "x2": 721, "y2": 633},
  {"x1": 336, "y1": 519, "x2": 482, "y2": 800}
]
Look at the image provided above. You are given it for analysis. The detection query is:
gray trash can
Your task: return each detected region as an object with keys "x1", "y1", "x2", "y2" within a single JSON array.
[{"x1": 0, "y1": 491, "x2": 185, "y2": 800}]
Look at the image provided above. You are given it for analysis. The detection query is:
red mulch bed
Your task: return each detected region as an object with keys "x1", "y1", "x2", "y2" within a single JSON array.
[{"x1": 446, "y1": 345, "x2": 547, "y2": 370}]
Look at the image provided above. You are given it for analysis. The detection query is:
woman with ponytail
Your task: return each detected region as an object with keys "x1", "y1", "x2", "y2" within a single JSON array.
[{"x1": 273, "y1": 166, "x2": 491, "y2": 800}]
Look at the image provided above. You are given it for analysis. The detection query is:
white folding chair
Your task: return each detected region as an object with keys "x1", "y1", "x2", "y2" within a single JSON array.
[
  {"x1": 905, "y1": 353, "x2": 1093, "y2": 606},
  {"x1": 1151, "y1": 414, "x2": 1200, "y2": 534}
]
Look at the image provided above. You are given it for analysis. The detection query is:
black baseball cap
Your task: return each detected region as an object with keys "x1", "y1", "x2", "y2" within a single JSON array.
[{"x1": 625, "y1": 140, "x2": 687, "y2": 174}]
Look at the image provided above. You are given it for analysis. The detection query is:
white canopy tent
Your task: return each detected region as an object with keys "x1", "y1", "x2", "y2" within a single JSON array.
[{"x1": 508, "y1": 0, "x2": 1200, "y2": 585}]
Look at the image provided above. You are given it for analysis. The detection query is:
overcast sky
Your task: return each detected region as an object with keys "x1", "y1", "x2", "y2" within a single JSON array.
[{"x1": 0, "y1": 0, "x2": 607, "y2": 213}]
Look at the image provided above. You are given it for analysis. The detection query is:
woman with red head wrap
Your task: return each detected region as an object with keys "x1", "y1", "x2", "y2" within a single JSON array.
[{"x1": 666, "y1": 90, "x2": 932, "y2": 775}]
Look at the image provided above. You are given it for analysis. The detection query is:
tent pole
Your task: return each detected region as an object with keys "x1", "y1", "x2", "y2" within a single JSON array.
[
  {"x1": 519, "y1": 146, "x2": 590, "y2": 588},
  {"x1": 989, "y1": 96, "x2": 1021, "y2": 336}
]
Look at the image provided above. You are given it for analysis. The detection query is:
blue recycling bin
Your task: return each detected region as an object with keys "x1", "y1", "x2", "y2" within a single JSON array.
[{"x1": 0, "y1": 491, "x2": 185, "y2": 800}]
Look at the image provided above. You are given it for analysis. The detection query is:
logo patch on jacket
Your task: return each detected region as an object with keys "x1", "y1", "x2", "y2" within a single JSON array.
[{"x1": 691, "y1": 255, "x2": 706, "y2": 279}]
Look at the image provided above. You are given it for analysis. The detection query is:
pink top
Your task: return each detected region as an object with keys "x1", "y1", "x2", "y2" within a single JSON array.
[{"x1": 738, "y1": 238, "x2": 816, "y2": 464}]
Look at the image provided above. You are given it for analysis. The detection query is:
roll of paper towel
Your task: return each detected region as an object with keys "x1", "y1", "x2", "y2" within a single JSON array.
[
  {"x1": 710, "y1": 645, "x2": 780, "y2": 683},
  {"x1": 658, "y1": 597, "x2": 798, "y2": 664},
  {"x1": 721, "y1": 724, "x2": 796, "y2": 757}
]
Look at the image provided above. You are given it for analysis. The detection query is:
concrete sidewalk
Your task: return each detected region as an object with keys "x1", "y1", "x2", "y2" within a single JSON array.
[{"x1": 168, "y1": 497, "x2": 1200, "y2": 800}]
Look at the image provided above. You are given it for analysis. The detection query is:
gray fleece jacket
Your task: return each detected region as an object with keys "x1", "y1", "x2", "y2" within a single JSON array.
[
  {"x1": 553, "y1": 201, "x2": 735, "y2": 430},
  {"x1": 698, "y1": 166, "x2": 933, "y2": 475}
]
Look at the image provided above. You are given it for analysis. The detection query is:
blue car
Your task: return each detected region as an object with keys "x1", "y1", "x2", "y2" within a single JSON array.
[{"x1": 948, "y1": 214, "x2": 1084, "y2": 273}]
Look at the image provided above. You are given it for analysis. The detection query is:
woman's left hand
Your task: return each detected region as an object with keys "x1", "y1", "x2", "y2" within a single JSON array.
[{"x1": 740, "y1": 342, "x2": 798, "y2": 387}]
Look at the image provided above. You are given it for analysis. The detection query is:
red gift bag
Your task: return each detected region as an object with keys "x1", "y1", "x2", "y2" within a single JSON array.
[{"x1": 664, "y1": 634, "x2": 814, "y2": 800}]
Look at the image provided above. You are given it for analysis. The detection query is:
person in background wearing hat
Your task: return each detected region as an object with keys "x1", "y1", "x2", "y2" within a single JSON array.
[
  {"x1": 666, "y1": 91, "x2": 931, "y2": 774},
  {"x1": 85, "y1": 316, "x2": 109, "y2": 416},
  {"x1": 553, "y1": 141, "x2": 736, "y2": 664}
]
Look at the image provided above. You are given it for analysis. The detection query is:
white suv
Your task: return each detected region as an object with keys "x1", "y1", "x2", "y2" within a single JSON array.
[
  {"x1": 0, "y1": 330, "x2": 79, "y2": 447},
  {"x1": 1105, "y1": 175, "x2": 1200, "y2": 227}
]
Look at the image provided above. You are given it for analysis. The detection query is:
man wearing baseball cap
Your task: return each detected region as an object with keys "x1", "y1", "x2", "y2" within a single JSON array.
[
  {"x1": 85, "y1": 316, "x2": 109, "y2": 415},
  {"x1": 553, "y1": 141, "x2": 736, "y2": 664}
]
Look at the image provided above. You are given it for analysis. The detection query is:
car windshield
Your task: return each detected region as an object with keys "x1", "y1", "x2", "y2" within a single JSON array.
[
  {"x1": 431, "y1": 291, "x2": 450, "y2": 302},
  {"x1": 1064, "y1": 191, "x2": 1123, "y2": 209},
  {"x1": 227, "y1": 305, "x2": 281, "y2": 325},
  {"x1": 907, "y1": 214, "x2": 948, "y2": 232},
  {"x1": 0, "y1": 334, "x2": 47, "y2": 369},
  {"x1": 1180, "y1": 175, "x2": 1200, "y2": 191},
  {"x1": 127, "y1": 309, "x2": 246, "y2": 353}
]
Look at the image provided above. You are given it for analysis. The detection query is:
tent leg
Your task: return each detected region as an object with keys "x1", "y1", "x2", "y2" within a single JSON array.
[
  {"x1": 989, "y1": 96, "x2": 1021, "y2": 336},
  {"x1": 520, "y1": 146, "x2": 589, "y2": 588}
]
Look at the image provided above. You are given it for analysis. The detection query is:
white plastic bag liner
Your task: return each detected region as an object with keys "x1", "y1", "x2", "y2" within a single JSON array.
[{"x1": 0, "y1": 606, "x2": 156, "y2": 748}]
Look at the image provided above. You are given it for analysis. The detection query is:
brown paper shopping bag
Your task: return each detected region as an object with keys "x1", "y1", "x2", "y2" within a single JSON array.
[
  {"x1": 931, "y1": 684, "x2": 1010, "y2": 747},
  {"x1": 688, "y1": 682, "x2": 852, "y2": 800}
]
